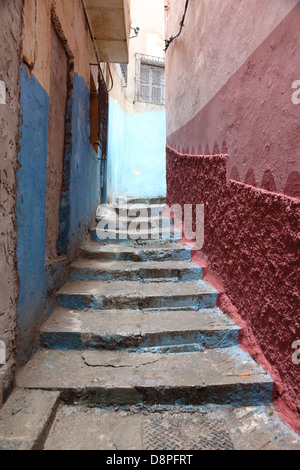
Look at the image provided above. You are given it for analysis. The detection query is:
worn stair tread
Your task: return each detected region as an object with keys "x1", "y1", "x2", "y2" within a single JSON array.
[
  {"x1": 41, "y1": 307, "x2": 240, "y2": 337},
  {"x1": 56, "y1": 280, "x2": 218, "y2": 311},
  {"x1": 80, "y1": 241, "x2": 191, "y2": 261},
  {"x1": 81, "y1": 240, "x2": 190, "y2": 255},
  {"x1": 108, "y1": 203, "x2": 166, "y2": 211},
  {"x1": 71, "y1": 259, "x2": 199, "y2": 269},
  {"x1": 92, "y1": 226, "x2": 181, "y2": 239},
  {"x1": 115, "y1": 196, "x2": 167, "y2": 205},
  {"x1": 70, "y1": 261, "x2": 202, "y2": 281},
  {"x1": 0, "y1": 389, "x2": 60, "y2": 450},
  {"x1": 57, "y1": 280, "x2": 217, "y2": 297},
  {"x1": 96, "y1": 214, "x2": 172, "y2": 224},
  {"x1": 16, "y1": 347, "x2": 273, "y2": 401}
]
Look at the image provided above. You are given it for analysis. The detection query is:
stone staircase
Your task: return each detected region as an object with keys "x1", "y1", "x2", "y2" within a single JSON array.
[
  {"x1": 10, "y1": 197, "x2": 294, "y2": 449},
  {"x1": 17, "y1": 197, "x2": 273, "y2": 408}
]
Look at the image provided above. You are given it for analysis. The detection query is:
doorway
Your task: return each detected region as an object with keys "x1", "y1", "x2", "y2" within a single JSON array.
[{"x1": 45, "y1": 22, "x2": 68, "y2": 260}]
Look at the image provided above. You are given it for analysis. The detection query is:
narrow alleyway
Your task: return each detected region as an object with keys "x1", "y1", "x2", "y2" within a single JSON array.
[{"x1": 0, "y1": 199, "x2": 299, "y2": 450}]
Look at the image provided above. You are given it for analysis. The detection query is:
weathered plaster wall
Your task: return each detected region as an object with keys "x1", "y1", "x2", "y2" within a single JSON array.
[
  {"x1": 107, "y1": 0, "x2": 166, "y2": 201},
  {"x1": 167, "y1": 145, "x2": 300, "y2": 433},
  {"x1": 0, "y1": 0, "x2": 24, "y2": 401},
  {"x1": 16, "y1": 0, "x2": 100, "y2": 364},
  {"x1": 166, "y1": 0, "x2": 300, "y2": 197},
  {"x1": 45, "y1": 23, "x2": 68, "y2": 261}
]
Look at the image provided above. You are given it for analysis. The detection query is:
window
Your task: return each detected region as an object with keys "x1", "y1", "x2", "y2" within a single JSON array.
[
  {"x1": 135, "y1": 54, "x2": 165, "y2": 105},
  {"x1": 120, "y1": 63, "x2": 128, "y2": 86}
]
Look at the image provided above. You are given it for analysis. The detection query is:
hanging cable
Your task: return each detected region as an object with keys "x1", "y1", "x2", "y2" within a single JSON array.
[{"x1": 164, "y1": 0, "x2": 190, "y2": 52}]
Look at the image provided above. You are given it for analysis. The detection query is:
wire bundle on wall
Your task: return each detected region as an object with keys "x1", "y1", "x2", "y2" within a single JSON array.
[{"x1": 164, "y1": 0, "x2": 190, "y2": 52}]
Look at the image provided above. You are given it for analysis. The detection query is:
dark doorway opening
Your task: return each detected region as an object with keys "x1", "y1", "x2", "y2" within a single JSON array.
[{"x1": 45, "y1": 22, "x2": 68, "y2": 260}]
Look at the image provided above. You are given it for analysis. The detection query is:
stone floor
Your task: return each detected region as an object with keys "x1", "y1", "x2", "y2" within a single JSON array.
[
  {"x1": 44, "y1": 404, "x2": 300, "y2": 451},
  {"x1": 0, "y1": 198, "x2": 299, "y2": 450}
]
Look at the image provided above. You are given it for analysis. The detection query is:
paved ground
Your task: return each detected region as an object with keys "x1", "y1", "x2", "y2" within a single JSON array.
[
  {"x1": 44, "y1": 404, "x2": 300, "y2": 451},
  {"x1": 1, "y1": 200, "x2": 299, "y2": 451}
]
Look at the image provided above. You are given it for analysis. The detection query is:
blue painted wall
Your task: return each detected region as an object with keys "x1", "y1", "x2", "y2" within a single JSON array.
[
  {"x1": 16, "y1": 65, "x2": 100, "y2": 363},
  {"x1": 69, "y1": 73, "x2": 101, "y2": 257},
  {"x1": 16, "y1": 64, "x2": 49, "y2": 362},
  {"x1": 107, "y1": 98, "x2": 166, "y2": 201}
]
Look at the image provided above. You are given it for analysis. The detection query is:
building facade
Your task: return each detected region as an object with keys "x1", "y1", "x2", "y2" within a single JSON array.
[{"x1": 0, "y1": 0, "x2": 131, "y2": 404}]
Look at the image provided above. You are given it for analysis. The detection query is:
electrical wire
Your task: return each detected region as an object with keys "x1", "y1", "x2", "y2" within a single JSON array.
[{"x1": 164, "y1": 0, "x2": 190, "y2": 52}]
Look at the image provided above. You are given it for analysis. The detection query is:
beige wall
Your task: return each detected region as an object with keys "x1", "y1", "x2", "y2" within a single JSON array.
[
  {"x1": 110, "y1": 0, "x2": 166, "y2": 114},
  {"x1": 22, "y1": 0, "x2": 98, "y2": 94}
]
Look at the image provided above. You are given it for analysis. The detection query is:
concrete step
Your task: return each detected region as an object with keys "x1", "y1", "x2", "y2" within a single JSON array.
[
  {"x1": 91, "y1": 226, "x2": 181, "y2": 243},
  {"x1": 116, "y1": 196, "x2": 167, "y2": 205},
  {"x1": 0, "y1": 389, "x2": 60, "y2": 450},
  {"x1": 56, "y1": 280, "x2": 218, "y2": 311},
  {"x1": 80, "y1": 241, "x2": 191, "y2": 262},
  {"x1": 69, "y1": 259, "x2": 203, "y2": 282},
  {"x1": 105, "y1": 203, "x2": 166, "y2": 217},
  {"x1": 16, "y1": 347, "x2": 273, "y2": 407},
  {"x1": 96, "y1": 214, "x2": 173, "y2": 230},
  {"x1": 40, "y1": 307, "x2": 240, "y2": 352}
]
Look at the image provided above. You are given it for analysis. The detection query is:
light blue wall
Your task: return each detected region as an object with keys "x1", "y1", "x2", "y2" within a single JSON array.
[{"x1": 107, "y1": 98, "x2": 166, "y2": 201}]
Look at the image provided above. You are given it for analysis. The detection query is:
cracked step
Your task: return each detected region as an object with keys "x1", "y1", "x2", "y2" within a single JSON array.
[
  {"x1": 80, "y1": 241, "x2": 192, "y2": 262},
  {"x1": 16, "y1": 347, "x2": 273, "y2": 407},
  {"x1": 40, "y1": 307, "x2": 240, "y2": 352},
  {"x1": 69, "y1": 259, "x2": 203, "y2": 282},
  {"x1": 56, "y1": 280, "x2": 218, "y2": 311}
]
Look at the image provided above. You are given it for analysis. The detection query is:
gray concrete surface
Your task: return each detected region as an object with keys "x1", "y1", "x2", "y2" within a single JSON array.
[
  {"x1": 16, "y1": 347, "x2": 273, "y2": 407},
  {"x1": 0, "y1": 389, "x2": 60, "y2": 450},
  {"x1": 44, "y1": 404, "x2": 300, "y2": 451}
]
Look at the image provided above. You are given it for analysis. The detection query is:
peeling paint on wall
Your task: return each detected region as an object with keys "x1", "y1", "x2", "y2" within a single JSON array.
[{"x1": 15, "y1": 0, "x2": 101, "y2": 365}]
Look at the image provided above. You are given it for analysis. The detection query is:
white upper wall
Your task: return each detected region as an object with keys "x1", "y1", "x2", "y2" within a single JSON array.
[{"x1": 110, "y1": 0, "x2": 166, "y2": 113}]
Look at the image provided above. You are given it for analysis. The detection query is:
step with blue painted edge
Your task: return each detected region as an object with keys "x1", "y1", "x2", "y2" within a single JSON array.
[
  {"x1": 56, "y1": 280, "x2": 218, "y2": 311},
  {"x1": 40, "y1": 307, "x2": 240, "y2": 353}
]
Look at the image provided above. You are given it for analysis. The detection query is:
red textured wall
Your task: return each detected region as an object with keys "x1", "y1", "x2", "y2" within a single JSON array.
[{"x1": 167, "y1": 145, "x2": 300, "y2": 432}]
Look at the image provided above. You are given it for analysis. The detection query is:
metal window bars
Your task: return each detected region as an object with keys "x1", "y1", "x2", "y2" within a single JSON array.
[
  {"x1": 120, "y1": 63, "x2": 128, "y2": 86},
  {"x1": 135, "y1": 53, "x2": 165, "y2": 105}
]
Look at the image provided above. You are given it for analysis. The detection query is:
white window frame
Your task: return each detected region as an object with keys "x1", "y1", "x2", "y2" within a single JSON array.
[{"x1": 135, "y1": 54, "x2": 165, "y2": 106}]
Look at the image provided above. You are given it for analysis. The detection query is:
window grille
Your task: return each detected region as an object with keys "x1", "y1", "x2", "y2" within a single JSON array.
[
  {"x1": 135, "y1": 54, "x2": 165, "y2": 105},
  {"x1": 120, "y1": 63, "x2": 128, "y2": 86}
]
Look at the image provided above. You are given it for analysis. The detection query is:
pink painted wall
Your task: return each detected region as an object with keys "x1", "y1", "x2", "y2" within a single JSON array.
[
  {"x1": 166, "y1": 0, "x2": 300, "y2": 197},
  {"x1": 165, "y1": 0, "x2": 300, "y2": 432}
]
